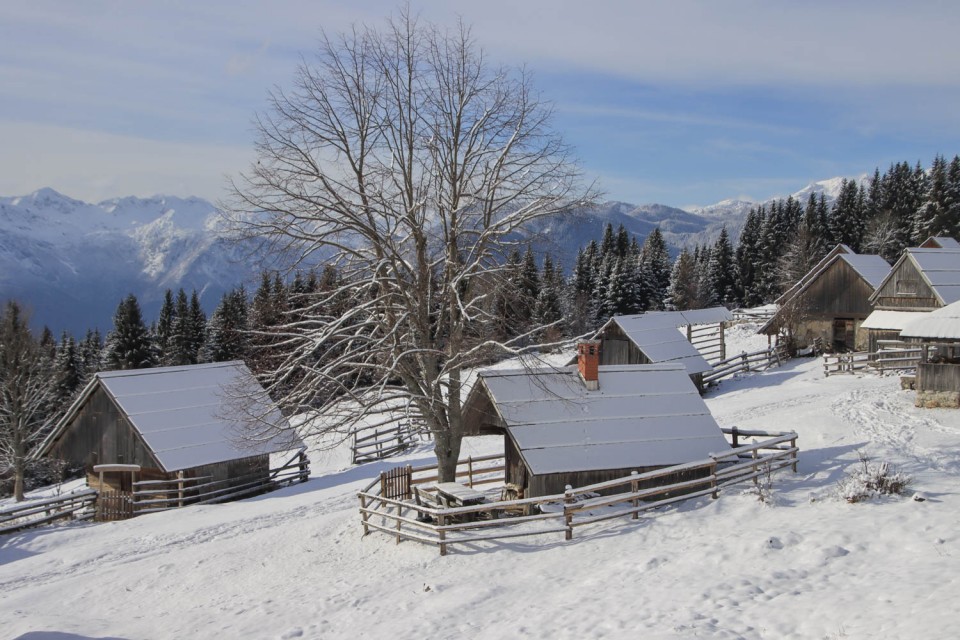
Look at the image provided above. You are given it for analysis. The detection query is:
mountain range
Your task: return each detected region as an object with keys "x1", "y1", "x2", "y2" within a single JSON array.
[{"x1": 0, "y1": 179, "x2": 850, "y2": 335}]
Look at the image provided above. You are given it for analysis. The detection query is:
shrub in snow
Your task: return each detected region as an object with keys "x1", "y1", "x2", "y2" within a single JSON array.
[{"x1": 837, "y1": 453, "x2": 912, "y2": 503}]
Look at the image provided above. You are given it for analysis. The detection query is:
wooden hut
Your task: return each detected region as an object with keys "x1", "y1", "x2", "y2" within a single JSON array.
[
  {"x1": 36, "y1": 361, "x2": 303, "y2": 500},
  {"x1": 862, "y1": 247, "x2": 960, "y2": 351},
  {"x1": 919, "y1": 236, "x2": 960, "y2": 249},
  {"x1": 588, "y1": 307, "x2": 733, "y2": 391},
  {"x1": 461, "y1": 346, "x2": 731, "y2": 498},
  {"x1": 900, "y1": 301, "x2": 960, "y2": 408},
  {"x1": 759, "y1": 244, "x2": 889, "y2": 352}
]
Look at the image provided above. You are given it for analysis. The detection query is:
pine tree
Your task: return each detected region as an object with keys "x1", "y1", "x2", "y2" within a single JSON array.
[
  {"x1": 202, "y1": 287, "x2": 249, "y2": 363},
  {"x1": 708, "y1": 227, "x2": 736, "y2": 306},
  {"x1": 946, "y1": 155, "x2": 960, "y2": 239},
  {"x1": 914, "y1": 154, "x2": 950, "y2": 242},
  {"x1": 188, "y1": 290, "x2": 206, "y2": 363},
  {"x1": 53, "y1": 332, "x2": 83, "y2": 411},
  {"x1": 103, "y1": 295, "x2": 156, "y2": 371},
  {"x1": 666, "y1": 248, "x2": 698, "y2": 311},
  {"x1": 155, "y1": 289, "x2": 175, "y2": 356},
  {"x1": 735, "y1": 205, "x2": 765, "y2": 307},
  {"x1": 80, "y1": 329, "x2": 102, "y2": 380},
  {"x1": 641, "y1": 228, "x2": 671, "y2": 310}
]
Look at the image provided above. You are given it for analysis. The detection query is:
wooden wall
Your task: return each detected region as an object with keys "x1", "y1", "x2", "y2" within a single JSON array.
[
  {"x1": 526, "y1": 463, "x2": 714, "y2": 499},
  {"x1": 917, "y1": 362, "x2": 960, "y2": 393},
  {"x1": 801, "y1": 259, "x2": 877, "y2": 319},
  {"x1": 49, "y1": 384, "x2": 162, "y2": 478},
  {"x1": 872, "y1": 258, "x2": 939, "y2": 310}
]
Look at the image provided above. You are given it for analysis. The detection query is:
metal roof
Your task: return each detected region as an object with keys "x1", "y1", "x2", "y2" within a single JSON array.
[
  {"x1": 870, "y1": 248, "x2": 960, "y2": 306},
  {"x1": 478, "y1": 363, "x2": 730, "y2": 475},
  {"x1": 40, "y1": 361, "x2": 301, "y2": 472},
  {"x1": 607, "y1": 314, "x2": 714, "y2": 375},
  {"x1": 900, "y1": 300, "x2": 960, "y2": 339},
  {"x1": 839, "y1": 254, "x2": 892, "y2": 289},
  {"x1": 860, "y1": 310, "x2": 930, "y2": 331}
]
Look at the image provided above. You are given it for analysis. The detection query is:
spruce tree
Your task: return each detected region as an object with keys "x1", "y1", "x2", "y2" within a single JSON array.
[
  {"x1": 666, "y1": 248, "x2": 698, "y2": 311},
  {"x1": 103, "y1": 295, "x2": 156, "y2": 371},
  {"x1": 641, "y1": 228, "x2": 671, "y2": 311},
  {"x1": 155, "y1": 289, "x2": 175, "y2": 356},
  {"x1": 202, "y1": 287, "x2": 249, "y2": 363},
  {"x1": 735, "y1": 205, "x2": 765, "y2": 307},
  {"x1": 708, "y1": 227, "x2": 736, "y2": 306},
  {"x1": 914, "y1": 154, "x2": 950, "y2": 242}
]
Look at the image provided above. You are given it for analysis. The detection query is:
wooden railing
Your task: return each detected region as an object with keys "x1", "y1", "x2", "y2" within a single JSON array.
[
  {"x1": 0, "y1": 489, "x2": 98, "y2": 535},
  {"x1": 703, "y1": 344, "x2": 789, "y2": 385},
  {"x1": 357, "y1": 429, "x2": 798, "y2": 555},
  {"x1": 351, "y1": 421, "x2": 424, "y2": 464},
  {"x1": 132, "y1": 449, "x2": 309, "y2": 515},
  {"x1": 823, "y1": 347, "x2": 921, "y2": 376},
  {"x1": 689, "y1": 322, "x2": 726, "y2": 364}
]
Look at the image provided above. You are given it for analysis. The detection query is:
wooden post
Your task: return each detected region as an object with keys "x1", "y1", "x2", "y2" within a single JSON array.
[
  {"x1": 710, "y1": 460, "x2": 719, "y2": 499},
  {"x1": 630, "y1": 471, "x2": 639, "y2": 519},
  {"x1": 752, "y1": 447, "x2": 760, "y2": 486},
  {"x1": 720, "y1": 321, "x2": 726, "y2": 361},
  {"x1": 731, "y1": 426, "x2": 739, "y2": 448},
  {"x1": 298, "y1": 451, "x2": 308, "y2": 482},
  {"x1": 177, "y1": 470, "x2": 185, "y2": 508},
  {"x1": 564, "y1": 485, "x2": 575, "y2": 541},
  {"x1": 438, "y1": 513, "x2": 447, "y2": 556},
  {"x1": 467, "y1": 456, "x2": 474, "y2": 487},
  {"x1": 396, "y1": 503, "x2": 402, "y2": 544},
  {"x1": 791, "y1": 437, "x2": 798, "y2": 473},
  {"x1": 741, "y1": 351, "x2": 748, "y2": 373},
  {"x1": 359, "y1": 494, "x2": 369, "y2": 536}
]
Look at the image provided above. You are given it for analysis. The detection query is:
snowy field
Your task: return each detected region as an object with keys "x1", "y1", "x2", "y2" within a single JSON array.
[{"x1": 3, "y1": 324, "x2": 960, "y2": 639}]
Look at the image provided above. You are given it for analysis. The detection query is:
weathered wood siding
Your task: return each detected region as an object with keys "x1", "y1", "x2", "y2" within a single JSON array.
[
  {"x1": 461, "y1": 383, "x2": 506, "y2": 436},
  {"x1": 917, "y1": 362, "x2": 960, "y2": 393},
  {"x1": 526, "y1": 464, "x2": 716, "y2": 499},
  {"x1": 597, "y1": 322, "x2": 702, "y2": 390},
  {"x1": 801, "y1": 259, "x2": 877, "y2": 319},
  {"x1": 48, "y1": 384, "x2": 162, "y2": 476},
  {"x1": 873, "y1": 258, "x2": 939, "y2": 310}
]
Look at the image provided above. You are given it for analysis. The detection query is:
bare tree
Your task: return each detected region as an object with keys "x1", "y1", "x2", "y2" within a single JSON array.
[
  {"x1": 0, "y1": 301, "x2": 56, "y2": 501},
  {"x1": 224, "y1": 13, "x2": 591, "y2": 481}
]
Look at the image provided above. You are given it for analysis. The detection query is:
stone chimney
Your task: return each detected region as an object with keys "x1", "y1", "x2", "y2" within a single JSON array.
[{"x1": 577, "y1": 341, "x2": 600, "y2": 390}]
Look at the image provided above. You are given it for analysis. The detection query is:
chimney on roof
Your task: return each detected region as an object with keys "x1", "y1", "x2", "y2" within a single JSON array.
[{"x1": 578, "y1": 341, "x2": 600, "y2": 390}]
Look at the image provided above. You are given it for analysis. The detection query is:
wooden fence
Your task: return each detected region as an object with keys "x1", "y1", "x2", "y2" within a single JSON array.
[
  {"x1": 0, "y1": 489, "x2": 98, "y2": 535},
  {"x1": 703, "y1": 344, "x2": 789, "y2": 386},
  {"x1": 823, "y1": 346, "x2": 921, "y2": 376},
  {"x1": 132, "y1": 449, "x2": 310, "y2": 515},
  {"x1": 688, "y1": 322, "x2": 726, "y2": 364},
  {"x1": 351, "y1": 421, "x2": 423, "y2": 464},
  {"x1": 357, "y1": 429, "x2": 798, "y2": 555}
]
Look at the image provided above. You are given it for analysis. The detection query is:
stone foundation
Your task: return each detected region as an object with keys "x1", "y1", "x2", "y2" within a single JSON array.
[{"x1": 915, "y1": 390, "x2": 960, "y2": 408}]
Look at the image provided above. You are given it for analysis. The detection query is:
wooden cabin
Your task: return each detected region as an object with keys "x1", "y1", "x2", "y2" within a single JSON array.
[
  {"x1": 759, "y1": 244, "x2": 889, "y2": 352},
  {"x1": 862, "y1": 247, "x2": 960, "y2": 352},
  {"x1": 900, "y1": 301, "x2": 960, "y2": 408},
  {"x1": 462, "y1": 346, "x2": 731, "y2": 498},
  {"x1": 919, "y1": 236, "x2": 960, "y2": 249},
  {"x1": 587, "y1": 307, "x2": 732, "y2": 391},
  {"x1": 36, "y1": 361, "x2": 303, "y2": 499}
]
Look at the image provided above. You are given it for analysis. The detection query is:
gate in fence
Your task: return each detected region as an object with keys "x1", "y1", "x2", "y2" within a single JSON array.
[{"x1": 96, "y1": 490, "x2": 134, "y2": 521}]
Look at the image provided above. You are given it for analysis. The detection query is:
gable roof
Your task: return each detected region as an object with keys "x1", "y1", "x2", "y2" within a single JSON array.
[
  {"x1": 919, "y1": 236, "x2": 960, "y2": 249},
  {"x1": 599, "y1": 310, "x2": 725, "y2": 376},
  {"x1": 38, "y1": 361, "x2": 301, "y2": 472},
  {"x1": 900, "y1": 300, "x2": 960, "y2": 339},
  {"x1": 859, "y1": 310, "x2": 930, "y2": 331},
  {"x1": 869, "y1": 248, "x2": 960, "y2": 306},
  {"x1": 477, "y1": 363, "x2": 729, "y2": 475},
  {"x1": 760, "y1": 245, "x2": 889, "y2": 334}
]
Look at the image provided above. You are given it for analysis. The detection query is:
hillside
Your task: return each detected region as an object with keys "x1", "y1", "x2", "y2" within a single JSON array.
[{"x1": 2, "y1": 333, "x2": 958, "y2": 639}]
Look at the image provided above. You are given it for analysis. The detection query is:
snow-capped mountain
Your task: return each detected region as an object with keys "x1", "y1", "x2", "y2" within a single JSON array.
[
  {"x1": 0, "y1": 177, "x2": 856, "y2": 335},
  {"x1": 0, "y1": 189, "x2": 255, "y2": 335}
]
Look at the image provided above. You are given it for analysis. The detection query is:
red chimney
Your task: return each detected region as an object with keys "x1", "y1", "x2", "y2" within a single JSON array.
[{"x1": 578, "y1": 341, "x2": 600, "y2": 390}]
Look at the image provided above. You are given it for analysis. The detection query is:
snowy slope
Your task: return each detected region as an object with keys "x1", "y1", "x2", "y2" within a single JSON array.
[{"x1": 2, "y1": 331, "x2": 959, "y2": 639}]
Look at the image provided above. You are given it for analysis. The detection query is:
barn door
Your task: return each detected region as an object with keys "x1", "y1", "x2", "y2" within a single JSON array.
[{"x1": 832, "y1": 318, "x2": 855, "y2": 352}]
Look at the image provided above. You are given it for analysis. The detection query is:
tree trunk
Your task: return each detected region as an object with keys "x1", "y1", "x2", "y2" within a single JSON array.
[
  {"x1": 434, "y1": 427, "x2": 463, "y2": 483},
  {"x1": 14, "y1": 455, "x2": 25, "y2": 502}
]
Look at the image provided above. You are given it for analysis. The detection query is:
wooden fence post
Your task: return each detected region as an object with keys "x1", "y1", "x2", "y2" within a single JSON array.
[
  {"x1": 741, "y1": 351, "x2": 748, "y2": 373},
  {"x1": 467, "y1": 456, "x2": 474, "y2": 487},
  {"x1": 630, "y1": 471, "x2": 639, "y2": 519},
  {"x1": 298, "y1": 450, "x2": 309, "y2": 482},
  {"x1": 710, "y1": 460, "x2": 719, "y2": 499},
  {"x1": 720, "y1": 322, "x2": 726, "y2": 361},
  {"x1": 395, "y1": 503, "x2": 402, "y2": 544},
  {"x1": 564, "y1": 485, "x2": 575, "y2": 541},
  {"x1": 359, "y1": 494, "x2": 369, "y2": 536},
  {"x1": 177, "y1": 470, "x2": 185, "y2": 508},
  {"x1": 790, "y1": 437, "x2": 798, "y2": 473},
  {"x1": 752, "y1": 447, "x2": 760, "y2": 486},
  {"x1": 438, "y1": 513, "x2": 447, "y2": 556},
  {"x1": 731, "y1": 426, "x2": 739, "y2": 448}
]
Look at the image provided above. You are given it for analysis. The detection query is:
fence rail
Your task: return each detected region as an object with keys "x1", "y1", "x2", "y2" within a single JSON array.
[
  {"x1": 357, "y1": 429, "x2": 798, "y2": 555},
  {"x1": 350, "y1": 421, "x2": 424, "y2": 464},
  {"x1": 823, "y1": 347, "x2": 921, "y2": 376},
  {"x1": 0, "y1": 489, "x2": 98, "y2": 535},
  {"x1": 132, "y1": 449, "x2": 309, "y2": 514},
  {"x1": 703, "y1": 344, "x2": 789, "y2": 385}
]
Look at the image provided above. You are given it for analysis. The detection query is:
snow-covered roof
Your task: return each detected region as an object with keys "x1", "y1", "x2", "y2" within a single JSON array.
[
  {"x1": 40, "y1": 361, "x2": 300, "y2": 472},
  {"x1": 900, "y1": 300, "x2": 960, "y2": 339},
  {"x1": 869, "y1": 248, "x2": 960, "y2": 307},
  {"x1": 647, "y1": 307, "x2": 733, "y2": 327},
  {"x1": 859, "y1": 310, "x2": 930, "y2": 331},
  {"x1": 920, "y1": 236, "x2": 960, "y2": 249},
  {"x1": 838, "y1": 254, "x2": 891, "y2": 289},
  {"x1": 604, "y1": 312, "x2": 716, "y2": 375},
  {"x1": 478, "y1": 363, "x2": 730, "y2": 475}
]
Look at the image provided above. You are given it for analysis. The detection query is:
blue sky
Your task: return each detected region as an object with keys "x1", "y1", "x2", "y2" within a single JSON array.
[{"x1": 2, "y1": 1, "x2": 960, "y2": 208}]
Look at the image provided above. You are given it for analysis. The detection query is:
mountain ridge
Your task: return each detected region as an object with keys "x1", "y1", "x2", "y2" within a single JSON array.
[{"x1": 0, "y1": 178, "x2": 848, "y2": 334}]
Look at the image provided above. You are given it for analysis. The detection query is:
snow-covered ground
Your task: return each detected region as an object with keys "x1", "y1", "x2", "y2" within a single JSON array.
[{"x1": 3, "y1": 330, "x2": 960, "y2": 639}]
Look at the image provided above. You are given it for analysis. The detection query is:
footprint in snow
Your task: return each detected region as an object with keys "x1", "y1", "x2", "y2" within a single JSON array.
[{"x1": 766, "y1": 537, "x2": 784, "y2": 550}]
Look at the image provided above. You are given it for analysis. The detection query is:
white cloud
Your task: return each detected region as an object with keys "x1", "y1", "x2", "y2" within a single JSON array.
[{"x1": 0, "y1": 122, "x2": 253, "y2": 202}]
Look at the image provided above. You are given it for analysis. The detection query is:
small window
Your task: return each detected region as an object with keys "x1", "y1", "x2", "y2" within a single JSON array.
[{"x1": 895, "y1": 279, "x2": 918, "y2": 295}]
